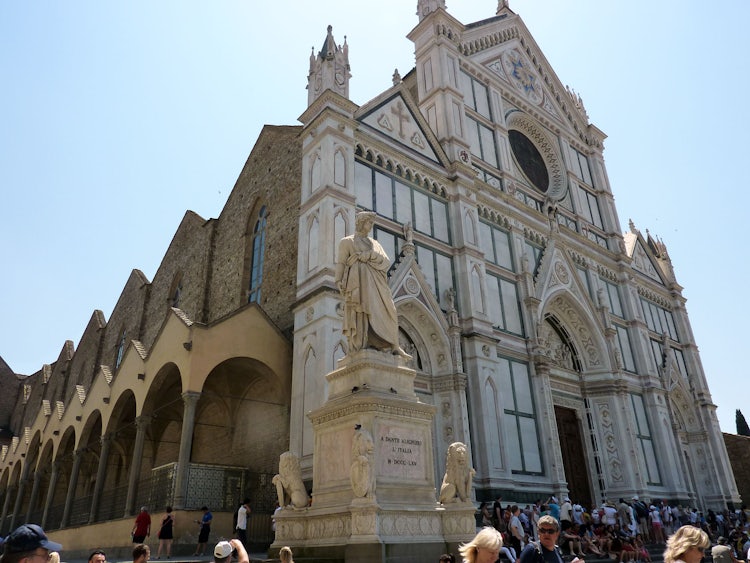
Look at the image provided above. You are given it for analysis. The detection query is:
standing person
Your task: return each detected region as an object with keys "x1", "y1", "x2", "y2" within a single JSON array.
[
  {"x1": 0, "y1": 524, "x2": 63, "y2": 563},
  {"x1": 88, "y1": 550, "x2": 106, "y2": 563},
  {"x1": 213, "y1": 539, "x2": 248, "y2": 563},
  {"x1": 193, "y1": 506, "x2": 213, "y2": 556},
  {"x1": 632, "y1": 497, "x2": 650, "y2": 541},
  {"x1": 236, "y1": 498, "x2": 251, "y2": 551},
  {"x1": 493, "y1": 496, "x2": 505, "y2": 532},
  {"x1": 510, "y1": 505, "x2": 526, "y2": 553},
  {"x1": 547, "y1": 497, "x2": 560, "y2": 523},
  {"x1": 458, "y1": 527, "x2": 503, "y2": 563},
  {"x1": 155, "y1": 506, "x2": 174, "y2": 559},
  {"x1": 617, "y1": 499, "x2": 632, "y2": 534},
  {"x1": 132, "y1": 506, "x2": 151, "y2": 544},
  {"x1": 132, "y1": 544, "x2": 150, "y2": 563},
  {"x1": 663, "y1": 525, "x2": 710, "y2": 563},
  {"x1": 649, "y1": 504, "x2": 665, "y2": 544}
]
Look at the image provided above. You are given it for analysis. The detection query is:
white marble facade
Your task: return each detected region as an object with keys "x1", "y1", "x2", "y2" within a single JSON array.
[{"x1": 290, "y1": 0, "x2": 739, "y2": 512}]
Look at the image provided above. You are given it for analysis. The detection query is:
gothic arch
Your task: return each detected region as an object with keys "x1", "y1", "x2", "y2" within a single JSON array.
[
  {"x1": 242, "y1": 201, "x2": 268, "y2": 305},
  {"x1": 540, "y1": 290, "x2": 609, "y2": 372},
  {"x1": 668, "y1": 386, "x2": 700, "y2": 434},
  {"x1": 396, "y1": 297, "x2": 453, "y2": 377}
]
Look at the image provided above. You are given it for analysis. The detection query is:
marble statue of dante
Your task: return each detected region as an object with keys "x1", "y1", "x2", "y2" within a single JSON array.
[{"x1": 335, "y1": 211, "x2": 406, "y2": 355}]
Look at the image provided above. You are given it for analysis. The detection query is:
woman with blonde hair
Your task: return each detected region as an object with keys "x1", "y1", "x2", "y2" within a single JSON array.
[
  {"x1": 458, "y1": 527, "x2": 503, "y2": 563},
  {"x1": 279, "y1": 546, "x2": 294, "y2": 563},
  {"x1": 663, "y1": 525, "x2": 710, "y2": 563}
]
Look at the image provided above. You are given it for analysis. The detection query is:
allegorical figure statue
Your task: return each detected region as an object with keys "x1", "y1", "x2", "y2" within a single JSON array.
[
  {"x1": 350, "y1": 426, "x2": 376, "y2": 499},
  {"x1": 335, "y1": 211, "x2": 406, "y2": 355},
  {"x1": 272, "y1": 451, "x2": 310, "y2": 509},
  {"x1": 439, "y1": 442, "x2": 475, "y2": 504}
]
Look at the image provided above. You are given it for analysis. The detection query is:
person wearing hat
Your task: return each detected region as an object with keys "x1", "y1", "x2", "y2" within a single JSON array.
[
  {"x1": 213, "y1": 539, "x2": 248, "y2": 563},
  {"x1": 711, "y1": 536, "x2": 741, "y2": 563},
  {"x1": 1, "y1": 524, "x2": 62, "y2": 563}
]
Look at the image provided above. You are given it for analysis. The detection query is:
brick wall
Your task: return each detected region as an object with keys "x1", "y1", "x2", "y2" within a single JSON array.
[{"x1": 723, "y1": 432, "x2": 750, "y2": 506}]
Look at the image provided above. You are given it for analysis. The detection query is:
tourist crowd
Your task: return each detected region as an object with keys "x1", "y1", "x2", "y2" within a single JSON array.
[{"x1": 476, "y1": 496, "x2": 750, "y2": 562}]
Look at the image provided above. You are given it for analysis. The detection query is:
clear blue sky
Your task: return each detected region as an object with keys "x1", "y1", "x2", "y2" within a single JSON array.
[{"x1": 2, "y1": 1, "x2": 747, "y2": 433}]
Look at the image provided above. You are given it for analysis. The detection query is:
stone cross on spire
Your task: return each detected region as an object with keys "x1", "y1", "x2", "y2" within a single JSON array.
[
  {"x1": 497, "y1": 0, "x2": 512, "y2": 14},
  {"x1": 307, "y1": 25, "x2": 351, "y2": 106}
]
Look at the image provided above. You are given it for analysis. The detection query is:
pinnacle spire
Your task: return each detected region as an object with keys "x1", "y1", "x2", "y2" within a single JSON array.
[
  {"x1": 306, "y1": 25, "x2": 351, "y2": 106},
  {"x1": 417, "y1": 0, "x2": 447, "y2": 22}
]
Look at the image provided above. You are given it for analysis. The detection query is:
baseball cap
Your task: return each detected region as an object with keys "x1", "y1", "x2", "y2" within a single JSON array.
[
  {"x1": 214, "y1": 541, "x2": 233, "y2": 560},
  {"x1": 3, "y1": 524, "x2": 62, "y2": 554}
]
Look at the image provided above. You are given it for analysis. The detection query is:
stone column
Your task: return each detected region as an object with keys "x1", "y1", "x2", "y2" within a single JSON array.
[
  {"x1": 60, "y1": 450, "x2": 84, "y2": 528},
  {"x1": 124, "y1": 417, "x2": 150, "y2": 517},
  {"x1": 173, "y1": 391, "x2": 201, "y2": 510},
  {"x1": 24, "y1": 470, "x2": 43, "y2": 524},
  {"x1": 0, "y1": 484, "x2": 16, "y2": 533},
  {"x1": 89, "y1": 434, "x2": 112, "y2": 523},
  {"x1": 10, "y1": 462, "x2": 31, "y2": 531},
  {"x1": 41, "y1": 461, "x2": 60, "y2": 529}
]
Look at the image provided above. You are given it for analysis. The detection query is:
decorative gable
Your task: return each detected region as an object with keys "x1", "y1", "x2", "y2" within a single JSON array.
[
  {"x1": 631, "y1": 241, "x2": 663, "y2": 283},
  {"x1": 624, "y1": 228, "x2": 667, "y2": 285},
  {"x1": 360, "y1": 94, "x2": 440, "y2": 163}
]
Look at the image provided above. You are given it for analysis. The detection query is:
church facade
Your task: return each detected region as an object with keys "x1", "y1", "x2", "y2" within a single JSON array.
[{"x1": 0, "y1": 0, "x2": 739, "y2": 553}]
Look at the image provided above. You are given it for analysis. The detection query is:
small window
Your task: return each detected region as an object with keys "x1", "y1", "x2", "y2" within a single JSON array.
[
  {"x1": 115, "y1": 330, "x2": 127, "y2": 370},
  {"x1": 249, "y1": 206, "x2": 268, "y2": 304}
]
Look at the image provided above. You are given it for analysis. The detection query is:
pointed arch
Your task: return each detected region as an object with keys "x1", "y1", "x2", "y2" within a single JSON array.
[
  {"x1": 307, "y1": 212, "x2": 320, "y2": 271},
  {"x1": 483, "y1": 369, "x2": 504, "y2": 470},
  {"x1": 471, "y1": 263, "x2": 485, "y2": 315},
  {"x1": 331, "y1": 339, "x2": 346, "y2": 367},
  {"x1": 540, "y1": 291, "x2": 608, "y2": 372},
  {"x1": 333, "y1": 148, "x2": 346, "y2": 187},
  {"x1": 115, "y1": 328, "x2": 127, "y2": 371},
  {"x1": 464, "y1": 208, "x2": 477, "y2": 245},
  {"x1": 246, "y1": 204, "x2": 268, "y2": 304},
  {"x1": 333, "y1": 208, "x2": 348, "y2": 262},
  {"x1": 310, "y1": 152, "x2": 322, "y2": 193},
  {"x1": 168, "y1": 272, "x2": 184, "y2": 309}
]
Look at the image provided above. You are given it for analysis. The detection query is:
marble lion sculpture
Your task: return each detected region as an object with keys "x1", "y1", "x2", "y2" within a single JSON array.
[
  {"x1": 272, "y1": 451, "x2": 310, "y2": 509},
  {"x1": 438, "y1": 441, "x2": 475, "y2": 504}
]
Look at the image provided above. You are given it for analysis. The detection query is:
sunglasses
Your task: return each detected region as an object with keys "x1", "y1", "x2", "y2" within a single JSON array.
[{"x1": 539, "y1": 528, "x2": 558, "y2": 534}]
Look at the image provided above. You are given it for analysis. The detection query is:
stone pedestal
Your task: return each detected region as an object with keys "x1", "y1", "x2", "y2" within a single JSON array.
[{"x1": 271, "y1": 350, "x2": 475, "y2": 562}]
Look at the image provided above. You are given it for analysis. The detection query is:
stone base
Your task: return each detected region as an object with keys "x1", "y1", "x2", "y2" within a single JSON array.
[
  {"x1": 278, "y1": 350, "x2": 475, "y2": 561},
  {"x1": 270, "y1": 502, "x2": 476, "y2": 562}
]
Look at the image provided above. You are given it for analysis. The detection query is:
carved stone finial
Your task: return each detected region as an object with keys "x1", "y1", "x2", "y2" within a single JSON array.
[
  {"x1": 497, "y1": 0, "x2": 511, "y2": 13},
  {"x1": 392, "y1": 68, "x2": 402, "y2": 86},
  {"x1": 307, "y1": 25, "x2": 352, "y2": 105},
  {"x1": 417, "y1": 0, "x2": 447, "y2": 22}
]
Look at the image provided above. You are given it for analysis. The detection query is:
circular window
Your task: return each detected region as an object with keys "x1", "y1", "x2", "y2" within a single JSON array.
[{"x1": 509, "y1": 129, "x2": 549, "y2": 193}]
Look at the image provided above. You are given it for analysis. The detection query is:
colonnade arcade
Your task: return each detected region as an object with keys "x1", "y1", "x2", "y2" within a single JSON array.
[{"x1": 0, "y1": 306, "x2": 291, "y2": 537}]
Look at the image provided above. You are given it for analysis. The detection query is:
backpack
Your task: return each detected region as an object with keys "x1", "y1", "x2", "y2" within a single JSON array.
[{"x1": 527, "y1": 540, "x2": 564, "y2": 563}]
